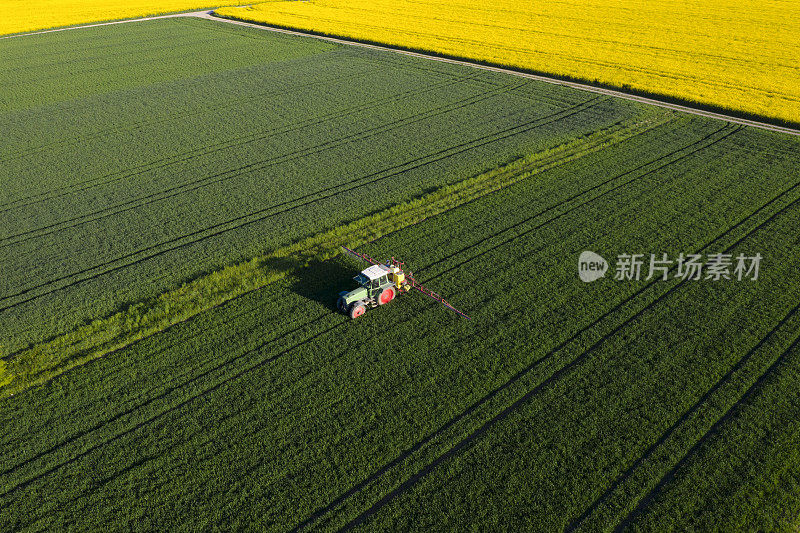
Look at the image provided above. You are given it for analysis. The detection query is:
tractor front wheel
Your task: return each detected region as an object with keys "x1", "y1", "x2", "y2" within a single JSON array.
[
  {"x1": 378, "y1": 287, "x2": 395, "y2": 305},
  {"x1": 349, "y1": 303, "x2": 366, "y2": 319},
  {"x1": 337, "y1": 297, "x2": 348, "y2": 313}
]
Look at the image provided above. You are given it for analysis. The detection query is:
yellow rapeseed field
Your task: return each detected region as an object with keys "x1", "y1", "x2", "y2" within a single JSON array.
[
  {"x1": 0, "y1": 0, "x2": 243, "y2": 35},
  {"x1": 218, "y1": 0, "x2": 800, "y2": 124}
]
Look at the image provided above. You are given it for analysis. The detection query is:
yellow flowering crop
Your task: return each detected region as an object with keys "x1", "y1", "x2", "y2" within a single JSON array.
[
  {"x1": 218, "y1": 0, "x2": 800, "y2": 124},
  {"x1": 0, "y1": 0, "x2": 243, "y2": 35}
]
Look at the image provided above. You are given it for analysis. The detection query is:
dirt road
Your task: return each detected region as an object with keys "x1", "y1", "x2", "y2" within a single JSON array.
[{"x1": 4, "y1": 8, "x2": 798, "y2": 137}]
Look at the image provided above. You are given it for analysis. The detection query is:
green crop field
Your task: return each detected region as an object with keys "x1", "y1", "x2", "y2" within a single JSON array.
[{"x1": 2, "y1": 14, "x2": 800, "y2": 532}]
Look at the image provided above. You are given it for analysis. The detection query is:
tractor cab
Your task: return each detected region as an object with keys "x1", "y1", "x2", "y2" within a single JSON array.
[{"x1": 354, "y1": 264, "x2": 391, "y2": 297}]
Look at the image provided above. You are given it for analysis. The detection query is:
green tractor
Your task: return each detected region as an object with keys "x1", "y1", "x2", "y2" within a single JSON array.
[
  {"x1": 337, "y1": 264, "x2": 401, "y2": 319},
  {"x1": 338, "y1": 246, "x2": 471, "y2": 320}
]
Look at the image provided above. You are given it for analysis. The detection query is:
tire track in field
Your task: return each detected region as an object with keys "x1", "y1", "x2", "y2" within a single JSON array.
[
  {"x1": 0, "y1": 287, "x2": 281, "y2": 476},
  {"x1": 0, "y1": 44, "x2": 508, "y2": 168},
  {"x1": 566, "y1": 300, "x2": 800, "y2": 532},
  {"x1": 37, "y1": 291, "x2": 500, "y2": 519},
  {"x1": 0, "y1": 69, "x2": 489, "y2": 230},
  {"x1": 419, "y1": 125, "x2": 741, "y2": 279},
  {"x1": 0, "y1": 95, "x2": 605, "y2": 310},
  {"x1": 0, "y1": 278, "x2": 325, "y2": 481},
  {"x1": 352, "y1": 113, "x2": 682, "y2": 253},
  {"x1": 2, "y1": 308, "x2": 351, "y2": 506},
  {"x1": 614, "y1": 331, "x2": 800, "y2": 531},
  {"x1": 0, "y1": 53, "x2": 503, "y2": 210},
  {"x1": 1, "y1": 63, "x2": 567, "y2": 215},
  {"x1": 337, "y1": 161, "x2": 800, "y2": 531},
  {"x1": 0, "y1": 58, "x2": 361, "y2": 166},
  {"x1": 0, "y1": 310, "x2": 342, "y2": 499},
  {"x1": 2, "y1": 243, "x2": 494, "y2": 495},
  {"x1": 0, "y1": 75, "x2": 521, "y2": 240}
]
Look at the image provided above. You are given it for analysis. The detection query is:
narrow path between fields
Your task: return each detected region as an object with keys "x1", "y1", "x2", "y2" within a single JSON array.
[{"x1": 2, "y1": 8, "x2": 798, "y2": 138}]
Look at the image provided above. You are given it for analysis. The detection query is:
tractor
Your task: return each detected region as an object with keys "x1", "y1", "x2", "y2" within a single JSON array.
[
  {"x1": 337, "y1": 263, "x2": 410, "y2": 319},
  {"x1": 337, "y1": 246, "x2": 470, "y2": 320}
]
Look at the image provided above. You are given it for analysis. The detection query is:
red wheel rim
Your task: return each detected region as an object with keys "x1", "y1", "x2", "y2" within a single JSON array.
[
  {"x1": 352, "y1": 306, "x2": 365, "y2": 318},
  {"x1": 380, "y1": 288, "x2": 395, "y2": 304}
]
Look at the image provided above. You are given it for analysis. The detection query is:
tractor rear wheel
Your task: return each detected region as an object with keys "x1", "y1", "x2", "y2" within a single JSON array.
[
  {"x1": 349, "y1": 303, "x2": 366, "y2": 319},
  {"x1": 378, "y1": 287, "x2": 395, "y2": 305}
]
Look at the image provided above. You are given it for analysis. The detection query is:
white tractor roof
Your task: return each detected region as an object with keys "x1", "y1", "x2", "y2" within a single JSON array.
[{"x1": 361, "y1": 264, "x2": 391, "y2": 280}]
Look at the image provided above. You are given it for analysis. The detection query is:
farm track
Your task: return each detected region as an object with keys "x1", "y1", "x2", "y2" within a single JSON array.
[
  {"x1": 337, "y1": 168, "x2": 800, "y2": 530},
  {"x1": 0, "y1": 69, "x2": 487, "y2": 220},
  {"x1": 0, "y1": 95, "x2": 605, "y2": 309},
  {"x1": 2, "y1": 11, "x2": 798, "y2": 136},
  {"x1": 196, "y1": 12, "x2": 800, "y2": 138},
  {"x1": 3, "y1": 14, "x2": 800, "y2": 530}
]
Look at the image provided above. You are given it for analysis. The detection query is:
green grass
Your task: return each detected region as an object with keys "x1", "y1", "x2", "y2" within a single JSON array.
[{"x1": 2, "y1": 15, "x2": 800, "y2": 533}]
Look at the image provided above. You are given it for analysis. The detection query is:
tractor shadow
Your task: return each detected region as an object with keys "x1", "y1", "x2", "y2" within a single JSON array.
[{"x1": 289, "y1": 257, "x2": 357, "y2": 312}]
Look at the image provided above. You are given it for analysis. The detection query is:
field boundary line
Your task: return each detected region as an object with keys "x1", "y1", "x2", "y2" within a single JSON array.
[
  {"x1": 0, "y1": 11, "x2": 207, "y2": 39},
  {"x1": 2, "y1": 10, "x2": 797, "y2": 136},
  {"x1": 196, "y1": 13, "x2": 800, "y2": 137}
]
